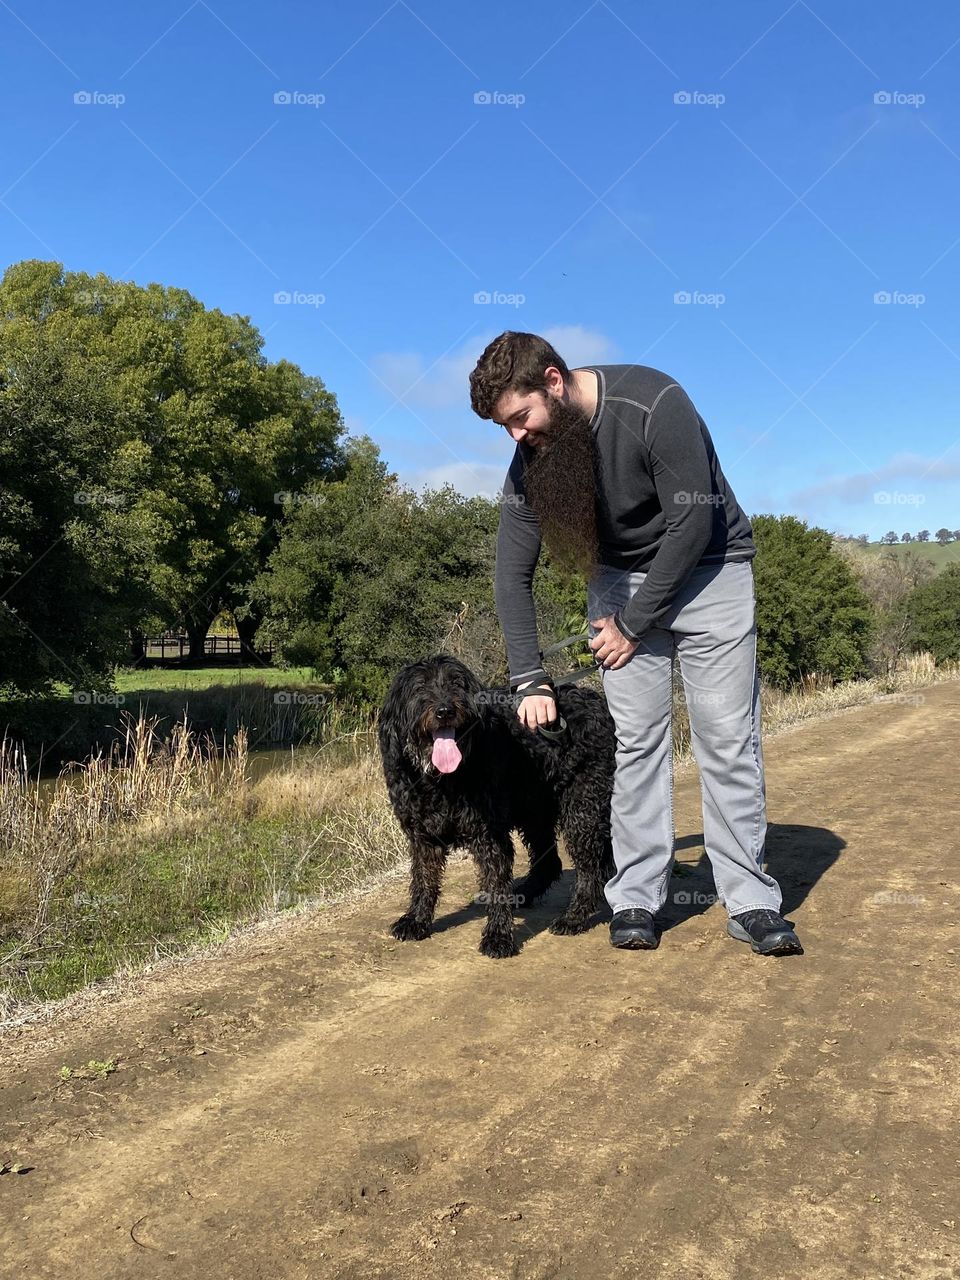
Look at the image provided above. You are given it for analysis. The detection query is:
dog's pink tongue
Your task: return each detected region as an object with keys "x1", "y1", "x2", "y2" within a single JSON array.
[{"x1": 431, "y1": 728, "x2": 462, "y2": 773}]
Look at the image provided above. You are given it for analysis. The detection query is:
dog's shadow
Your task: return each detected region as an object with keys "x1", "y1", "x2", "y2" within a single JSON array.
[
  {"x1": 430, "y1": 861, "x2": 603, "y2": 944},
  {"x1": 429, "y1": 881, "x2": 574, "y2": 944},
  {"x1": 431, "y1": 822, "x2": 844, "y2": 943}
]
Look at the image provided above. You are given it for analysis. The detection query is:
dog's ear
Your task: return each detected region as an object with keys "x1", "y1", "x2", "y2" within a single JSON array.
[{"x1": 378, "y1": 677, "x2": 412, "y2": 778}]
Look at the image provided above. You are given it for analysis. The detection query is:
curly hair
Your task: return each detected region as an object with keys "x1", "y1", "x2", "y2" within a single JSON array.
[{"x1": 468, "y1": 331, "x2": 572, "y2": 420}]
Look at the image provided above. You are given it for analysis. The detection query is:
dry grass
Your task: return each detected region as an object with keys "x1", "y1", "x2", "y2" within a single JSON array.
[
  {"x1": 2, "y1": 653, "x2": 957, "y2": 1015},
  {"x1": 669, "y1": 651, "x2": 955, "y2": 761},
  {"x1": 757, "y1": 650, "x2": 953, "y2": 736},
  {"x1": 0, "y1": 709, "x2": 404, "y2": 1015}
]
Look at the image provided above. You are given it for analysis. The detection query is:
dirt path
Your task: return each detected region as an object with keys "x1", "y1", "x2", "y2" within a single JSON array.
[{"x1": 2, "y1": 683, "x2": 958, "y2": 1280}]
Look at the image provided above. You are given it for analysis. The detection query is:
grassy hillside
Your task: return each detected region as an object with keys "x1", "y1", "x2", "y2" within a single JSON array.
[{"x1": 857, "y1": 540, "x2": 960, "y2": 571}]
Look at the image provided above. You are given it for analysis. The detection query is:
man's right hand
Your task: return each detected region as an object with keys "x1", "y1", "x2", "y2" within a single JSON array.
[{"x1": 515, "y1": 680, "x2": 558, "y2": 732}]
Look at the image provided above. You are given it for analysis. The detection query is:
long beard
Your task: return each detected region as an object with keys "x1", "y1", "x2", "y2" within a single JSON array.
[{"x1": 523, "y1": 396, "x2": 601, "y2": 579}]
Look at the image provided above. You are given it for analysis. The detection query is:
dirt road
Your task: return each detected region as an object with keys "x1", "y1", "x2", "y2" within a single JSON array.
[{"x1": 2, "y1": 682, "x2": 958, "y2": 1280}]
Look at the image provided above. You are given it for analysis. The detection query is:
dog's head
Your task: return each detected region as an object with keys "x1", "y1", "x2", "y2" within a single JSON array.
[{"x1": 378, "y1": 653, "x2": 490, "y2": 777}]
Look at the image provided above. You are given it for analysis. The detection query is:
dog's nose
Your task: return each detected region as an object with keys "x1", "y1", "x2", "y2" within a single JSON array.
[{"x1": 435, "y1": 703, "x2": 454, "y2": 722}]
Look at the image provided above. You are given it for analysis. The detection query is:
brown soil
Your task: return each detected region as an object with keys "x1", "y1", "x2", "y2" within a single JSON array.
[{"x1": 1, "y1": 682, "x2": 958, "y2": 1280}]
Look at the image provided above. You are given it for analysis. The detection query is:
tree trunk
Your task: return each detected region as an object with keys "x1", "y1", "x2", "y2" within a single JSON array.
[
  {"x1": 186, "y1": 620, "x2": 208, "y2": 661},
  {"x1": 235, "y1": 612, "x2": 261, "y2": 664}
]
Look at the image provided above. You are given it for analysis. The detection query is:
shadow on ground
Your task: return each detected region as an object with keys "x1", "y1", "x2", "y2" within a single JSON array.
[{"x1": 422, "y1": 823, "x2": 844, "y2": 951}]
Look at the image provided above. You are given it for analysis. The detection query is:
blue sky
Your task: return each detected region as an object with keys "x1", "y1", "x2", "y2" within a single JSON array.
[{"x1": 3, "y1": 0, "x2": 959, "y2": 538}]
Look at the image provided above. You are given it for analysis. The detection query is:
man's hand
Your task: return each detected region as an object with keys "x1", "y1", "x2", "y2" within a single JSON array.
[
  {"x1": 589, "y1": 614, "x2": 638, "y2": 671},
  {"x1": 515, "y1": 680, "x2": 558, "y2": 732}
]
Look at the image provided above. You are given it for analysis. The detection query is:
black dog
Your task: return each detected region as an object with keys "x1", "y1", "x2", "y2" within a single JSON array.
[{"x1": 378, "y1": 654, "x2": 616, "y2": 958}]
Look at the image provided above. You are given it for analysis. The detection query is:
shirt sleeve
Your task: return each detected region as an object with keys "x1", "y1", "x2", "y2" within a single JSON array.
[
  {"x1": 613, "y1": 382, "x2": 716, "y2": 641},
  {"x1": 494, "y1": 445, "x2": 549, "y2": 689}
]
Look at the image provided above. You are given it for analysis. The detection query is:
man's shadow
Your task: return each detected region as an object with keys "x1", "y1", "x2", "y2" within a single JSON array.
[
  {"x1": 430, "y1": 823, "x2": 842, "y2": 945},
  {"x1": 654, "y1": 822, "x2": 844, "y2": 931}
]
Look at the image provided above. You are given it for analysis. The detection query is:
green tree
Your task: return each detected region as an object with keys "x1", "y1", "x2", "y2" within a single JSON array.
[
  {"x1": 0, "y1": 259, "x2": 345, "y2": 690},
  {"x1": 751, "y1": 514, "x2": 872, "y2": 687},
  {"x1": 252, "y1": 437, "x2": 502, "y2": 704},
  {"x1": 900, "y1": 563, "x2": 960, "y2": 662}
]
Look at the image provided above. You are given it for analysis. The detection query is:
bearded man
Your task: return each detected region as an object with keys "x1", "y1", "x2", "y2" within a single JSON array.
[{"x1": 468, "y1": 331, "x2": 803, "y2": 958}]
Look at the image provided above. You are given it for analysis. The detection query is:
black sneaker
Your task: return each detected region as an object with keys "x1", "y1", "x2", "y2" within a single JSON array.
[
  {"x1": 727, "y1": 908, "x2": 803, "y2": 956},
  {"x1": 610, "y1": 907, "x2": 660, "y2": 950}
]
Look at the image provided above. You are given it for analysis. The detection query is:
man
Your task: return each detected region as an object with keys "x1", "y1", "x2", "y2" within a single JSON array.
[{"x1": 468, "y1": 331, "x2": 803, "y2": 957}]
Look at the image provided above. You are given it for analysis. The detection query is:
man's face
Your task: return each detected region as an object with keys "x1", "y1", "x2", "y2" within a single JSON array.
[
  {"x1": 493, "y1": 379, "x2": 600, "y2": 578},
  {"x1": 493, "y1": 384, "x2": 590, "y2": 452}
]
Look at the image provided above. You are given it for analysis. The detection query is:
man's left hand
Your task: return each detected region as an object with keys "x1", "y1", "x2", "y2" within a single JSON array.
[{"x1": 589, "y1": 615, "x2": 638, "y2": 670}]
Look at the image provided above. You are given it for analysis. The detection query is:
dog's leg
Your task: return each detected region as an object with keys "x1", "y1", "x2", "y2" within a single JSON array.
[
  {"x1": 391, "y1": 837, "x2": 445, "y2": 942},
  {"x1": 512, "y1": 814, "x2": 563, "y2": 907},
  {"x1": 550, "y1": 791, "x2": 609, "y2": 935},
  {"x1": 475, "y1": 832, "x2": 520, "y2": 958}
]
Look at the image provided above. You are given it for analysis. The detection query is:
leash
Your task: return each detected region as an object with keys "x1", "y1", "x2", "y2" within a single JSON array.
[
  {"x1": 514, "y1": 631, "x2": 602, "y2": 740},
  {"x1": 539, "y1": 631, "x2": 601, "y2": 688}
]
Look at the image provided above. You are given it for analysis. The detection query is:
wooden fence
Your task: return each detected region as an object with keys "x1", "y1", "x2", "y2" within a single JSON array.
[{"x1": 143, "y1": 635, "x2": 275, "y2": 661}]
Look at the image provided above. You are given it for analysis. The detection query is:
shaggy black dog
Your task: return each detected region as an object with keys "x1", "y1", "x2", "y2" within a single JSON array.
[{"x1": 378, "y1": 653, "x2": 616, "y2": 958}]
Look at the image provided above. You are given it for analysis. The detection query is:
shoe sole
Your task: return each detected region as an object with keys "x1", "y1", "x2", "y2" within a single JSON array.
[
  {"x1": 726, "y1": 919, "x2": 804, "y2": 955},
  {"x1": 610, "y1": 930, "x2": 660, "y2": 950}
]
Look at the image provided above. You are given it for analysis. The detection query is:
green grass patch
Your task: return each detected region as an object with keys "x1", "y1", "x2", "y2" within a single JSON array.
[
  {"x1": 112, "y1": 666, "x2": 319, "y2": 694},
  {"x1": 859, "y1": 540, "x2": 960, "y2": 570},
  {"x1": 1, "y1": 792, "x2": 403, "y2": 1008}
]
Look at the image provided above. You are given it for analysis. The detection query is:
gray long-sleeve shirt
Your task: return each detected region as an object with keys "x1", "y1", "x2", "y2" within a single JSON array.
[{"x1": 494, "y1": 364, "x2": 756, "y2": 688}]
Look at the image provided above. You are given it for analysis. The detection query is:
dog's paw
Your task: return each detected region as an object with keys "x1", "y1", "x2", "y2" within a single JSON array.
[
  {"x1": 479, "y1": 930, "x2": 520, "y2": 959},
  {"x1": 391, "y1": 914, "x2": 432, "y2": 942},
  {"x1": 548, "y1": 912, "x2": 591, "y2": 936}
]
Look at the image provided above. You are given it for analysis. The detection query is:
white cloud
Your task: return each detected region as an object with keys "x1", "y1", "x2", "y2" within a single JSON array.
[
  {"x1": 400, "y1": 460, "x2": 509, "y2": 500},
  {"x1": 791, "y1": 451, "x2": 960, "y2": 506},
  {"x1": 539, "y1": 325, "x2": 619, "y2": 367},
  {"x1": 369, "y1": 343, "x2": 478, "y2": 410},
  {"x1": 369, "y1": 326, "x2": 618, "y2": 411}
]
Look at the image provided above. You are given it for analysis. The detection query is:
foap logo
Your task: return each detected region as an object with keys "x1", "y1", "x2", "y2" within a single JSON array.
[
  {"x1": 674, "y1": 290, "x2": 725, "y2": 308},
  {"x1": 675, "y1": 670, "x2": 732, "y2": 711},
  {"x1": 473, "y1": 290, "x2": 526, "y2": 307},
  {"x1": 874, "y1": 90, "x2": 925, "y2": 108},
  {"x1": 673, "y1": 90, "x2": 725, "y2": 108},
  {"x1": 274, "y1": 290, "x2": 325, "y2": 307},
  {"x1": 873, "y1": 491, "x2": 925, "y2": 506},
  {"x1": 674, "y1": 490, "x2": 726, "y2": 506},
  {"x1": 274, "y1": 491, "x2": 327, "y2": 507},
  {"x1": 75, "y1": 286, "x2": 123, "y2": 307},
  {"x1": 677, "y1": 685, "x2": 727, "y2": 709},
  {"x1": 475, "y1": 689, "x2": 518, "y2": 708},
  {"x1": 874, "y1": 290, "x2": 925, "y2": 307},
  {"x1": 674, "y1": 889, "x2": 719, "y2": 905},
  {"x1": 74, "y1": 90, "x2": 125, "y2": 108},
  {"x1": 873, "y1": 691, "x2": 926, "y2": 706},
  {"x1": 473, "y1": 90, "x2": 526, "y2": 108},
  {"x1": 74, "y1": 691, "x2": 126, "y2": 706},
  {"x1": 273, "y1": 90, "x2": 325, "y2": 107},
  {"x1": 274, "y1": 691, "x2": 330, "y2": 706},
  {"x1": 73, "y1": 491, "x2": 126, "y2": 507},
  {"x1": 870, "y1": 889, "x2": 926, "y2": 905}
]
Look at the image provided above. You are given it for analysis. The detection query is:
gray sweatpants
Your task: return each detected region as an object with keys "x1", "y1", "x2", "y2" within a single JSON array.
[{"x1": 586, "y1": 558, "x2": 783, "y2": 919}]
